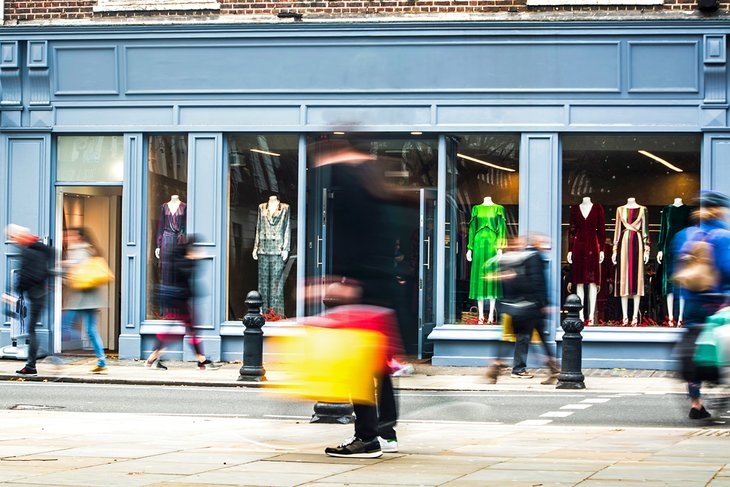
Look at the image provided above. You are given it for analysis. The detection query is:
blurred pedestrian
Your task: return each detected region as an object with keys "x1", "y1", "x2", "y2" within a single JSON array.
[
  {"x1": 145, "y1": 234, "x2": 215, "y2": 370},
  {"x1": 672, "y1": 190, "x2": 730, "y2": 420},
  {"x1": 62, "y1": 228, "x2": 109, "y2": 373},
  {"x1": 309, "y1": 138, "x2": 407, "y2": 458},
  {"x1": 486, "y1": 234, "x2": 559, "y2": 384},
  {"x1": 4, "y1": 224, "x2": 54, "y2": 376}
]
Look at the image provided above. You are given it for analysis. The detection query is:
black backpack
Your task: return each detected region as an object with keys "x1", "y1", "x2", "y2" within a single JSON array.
[{"x1": 18, "y1": 242, "x2": 53, "y2": 291}]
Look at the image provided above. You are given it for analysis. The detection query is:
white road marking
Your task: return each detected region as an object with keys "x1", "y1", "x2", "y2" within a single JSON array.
[
  {"x1": 581, "y1": 398, "x2": 611, "y2": 404},
  {"x1": 516, "y1": 419, "x2": 553, "y2": 426},
  {"x1": 401, "y1": 419, "x2": 503, "y2": 425},
  {"x1": 560, "y1": 404, "x2": 593, "y2": 410},
  {"x1": 540, "y1": 411, "x2": 574, "y2": 418},
  {"x1": 263, "y1": 414, "x2": 310, "y2": 419}
]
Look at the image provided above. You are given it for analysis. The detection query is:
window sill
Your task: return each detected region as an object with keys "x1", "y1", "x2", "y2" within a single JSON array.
[
  {"x1": 527, "y1": 0, "x2": 663, "y2": 4},
  {"x1": 94, "y1": 1, "x2": 221, "y2": 13}
]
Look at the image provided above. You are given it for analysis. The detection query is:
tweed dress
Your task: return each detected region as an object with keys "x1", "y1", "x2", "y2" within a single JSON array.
[{"x1": 467, "y1": 204, "x2": 507, "y2": 300}]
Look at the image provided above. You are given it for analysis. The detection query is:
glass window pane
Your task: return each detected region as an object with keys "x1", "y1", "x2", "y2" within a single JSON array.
[
  {"x1": 446, "y1": 134, "x2": 520, "y2": 324},
  {"x1": 227, "y1": 134, "x2": 299, "y2": 321},
  {"x1": 561, "y1": 134, "x2": 701, "y2": 327},
  {"x1": 146, "y1": 135, "x2": 189, "y2": 320},
  {"x1": 57, "y1": 135, "x2": 124, "y2": 182}
]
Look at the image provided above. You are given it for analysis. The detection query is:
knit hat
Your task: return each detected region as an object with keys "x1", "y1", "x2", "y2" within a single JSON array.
[{"x1": 699, "y1": 190, "x2": 730, "y2": 209}]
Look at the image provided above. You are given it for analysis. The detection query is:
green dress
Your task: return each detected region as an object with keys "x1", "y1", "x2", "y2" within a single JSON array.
[{"x1": 467, "y1": 204, "x2": 507, "y2": 300}]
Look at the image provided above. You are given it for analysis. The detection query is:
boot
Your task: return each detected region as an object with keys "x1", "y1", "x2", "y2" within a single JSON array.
[{"x1": 541, "y1": 358, "x2": 560, "y2": 385}]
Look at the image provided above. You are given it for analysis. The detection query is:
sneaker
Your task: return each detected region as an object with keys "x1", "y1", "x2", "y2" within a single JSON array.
[
  {"x1": 325, "y1": 436, "x2": 382, "y2": 458},
  {"x1": 16, "y1": 366, "x2": 37, "y2": 376},
  {"x1": 90, "y1": 365, "x2": 107, "y2": 374},
  {"x1": 378, "y1": 437, "x2": 398, "y2": 453},
  {"x1": 156, "y1": 361, "x2": 168, "y2": 370},
  {"x1": 511, "y1": 371, "x2": 534, "y2": 379},
  {"x1": 391, "y1": 363, "x2": 414, "y2": 377},
  {"x1": 689, "y1": 405, "x2": 711, "y2": 420}
]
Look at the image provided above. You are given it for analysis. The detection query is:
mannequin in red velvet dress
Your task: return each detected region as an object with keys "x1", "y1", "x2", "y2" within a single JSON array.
[{"x1": 566, "y1": 197, "x2": 605, "y2": 323}]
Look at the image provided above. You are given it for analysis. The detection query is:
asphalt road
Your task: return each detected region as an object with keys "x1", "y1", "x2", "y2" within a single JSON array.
[{"x1": 1, "y1": 382, "x2": 728, "y2": 428}]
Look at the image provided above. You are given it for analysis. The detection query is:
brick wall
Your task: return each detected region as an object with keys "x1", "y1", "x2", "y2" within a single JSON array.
[{"x1": 3, "y1": 0, "x2": 728, "y2": 23}]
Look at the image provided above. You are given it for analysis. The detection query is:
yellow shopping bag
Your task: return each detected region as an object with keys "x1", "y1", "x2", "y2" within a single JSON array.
[
  {"x1": 500, "y1": 313, "x2": 542, "y2": 344},
  {"x1": 272, "y1": 325, "x2": 385, "y2": 405}
]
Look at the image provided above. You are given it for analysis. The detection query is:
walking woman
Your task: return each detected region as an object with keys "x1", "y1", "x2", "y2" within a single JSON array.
[{"x1": 63, "y1": 228, "x2": 108, "y2": 374}]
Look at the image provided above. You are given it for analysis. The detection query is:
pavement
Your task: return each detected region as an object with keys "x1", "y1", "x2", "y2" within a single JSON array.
[{"x1": 0, "y1": 356, "x2": 688, "y2": 394}]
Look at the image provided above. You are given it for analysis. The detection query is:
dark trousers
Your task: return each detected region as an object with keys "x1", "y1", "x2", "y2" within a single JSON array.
[
  {"x1": 25, "y1": 289, "x2": 46, "y2": 369},
  {"x1": 354, "y1": 373, "x2": 398, "y2": 442},
  {"x1": 512, "y1": 318, "x2": 554, "y2": 374},
  {"x1": 678, "y1": 297, "x2": 724, "y2": 399}
]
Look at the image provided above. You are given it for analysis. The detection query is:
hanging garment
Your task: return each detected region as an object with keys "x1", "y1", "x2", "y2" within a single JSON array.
[
  {"x1": 613, "y1": 205, "x2": 649, "y2": 297},
  {"x1": 156, "y1": 202, "x2": 187, "y2": 317},
  {"x1": 467, "y1": 204, "x2": 507, "y2": 300},
  {"x1": 254, "y1": 202, "x2": 291, "y2": 315},
  {"x1": 568, "y1": 203, "x2": 606, "y2": 285},
  {"x1": 657, "y1": 204, "x2": 692, "y2": 296}
]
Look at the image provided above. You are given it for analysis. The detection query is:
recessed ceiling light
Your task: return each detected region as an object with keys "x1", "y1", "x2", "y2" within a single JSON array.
[
  {"x1": 333, "y1": 131, "x2": 346, "y2": 135},
  {"x1": 410, "y1": 131, "x2": 423, "y2": 136}
]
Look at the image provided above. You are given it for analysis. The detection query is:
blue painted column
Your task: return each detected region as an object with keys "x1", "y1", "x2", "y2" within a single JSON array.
[
  {"x1": 519, "y1": 133, "x2": 561, "y2": 343},
  {"x1": 118, "y1": 133, "x2": 144, "y2": 359},
  {"x1": 702, "y1": 133, "x2": 730, "y2": 196},
  {"x1": 186, "y1": 133, "x2": 224, "y2": 361}
]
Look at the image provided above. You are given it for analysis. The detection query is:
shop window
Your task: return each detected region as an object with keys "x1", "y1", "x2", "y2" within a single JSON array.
[
  {"x1": 146, "y1": 135, "x2": 188, "y2": 320},
  {"x1": 561, "y1": 134, "x2": 700, "y2": 327},
  {"x1": 57, "y1": 135, "x2": 124, "y2": 183},
  {"x1": 445, "y1": 135, "x2": 521, "y2": 325},
  {"x1": 227, "y1": 135, "x2": 299, "y2": 322}
]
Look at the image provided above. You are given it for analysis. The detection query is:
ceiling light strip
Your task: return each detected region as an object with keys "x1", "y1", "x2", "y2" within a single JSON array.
[
  {"x1": 457, "y1": 153, "x2": 516, "y2": 172},
  {"x1": 637, "y1": 150, "x2": 683, "y2": 173},
  {"x1": 250, "y1": 148, "x2": 281, "y2": 157}
]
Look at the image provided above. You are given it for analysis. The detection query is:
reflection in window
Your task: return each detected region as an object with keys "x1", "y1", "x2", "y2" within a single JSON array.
[
  {"x1": 57, "y1": 135, "x2": 124, "y2": 183},
  {"x1": 146, "y1": 135, "x2": 188, "y2": 320},
  {"x1": 445, "y1": 135, "x2": 520, "y2": 325},
  {"x1": 561, "y1": 135, "x2": 701, "y2": 327},
  {"x1": 227, "y1": 135, "x2": 299, "y2": 321}
]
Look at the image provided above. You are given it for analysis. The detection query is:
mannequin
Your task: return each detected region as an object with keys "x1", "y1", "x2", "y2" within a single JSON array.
[
  {"x1": 566, "y1": 196, "x2": 605, "y2": 323},
  {"x1": 155, "y1": 194, "x2": 187, "y2": 317},
  {"x1": 612, "y1": 197, "x2": 649, "y2": 325},
  {"x1": 253, "y1": 195, "x2": 291, "y2": 315},
  {"x1": 656, "y1": 197, "x2": 691, "y2": 325},
  {"x1": 466, "y1": 196, "x2": 506, "y2": 324}
]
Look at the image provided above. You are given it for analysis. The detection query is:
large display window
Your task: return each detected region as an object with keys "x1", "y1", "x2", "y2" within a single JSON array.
[
  {"x1": 561, "y1": 135, "x2": 701, "y2": 327},
  {"x1": 227, "y1": 135, "x2": 299, "y2": 321},
  {"x1": 146, "y1": 135, "x2": 189, "y2": 320},
  {"x1": 445, "y1": 135, "x2": 520, "y2": 325}
]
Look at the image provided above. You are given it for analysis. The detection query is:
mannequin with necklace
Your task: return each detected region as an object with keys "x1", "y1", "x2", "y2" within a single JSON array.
[
  {"x1": 612, "y1": 197, "x2": 650, "y2": 325},
  {"x1": 656, "y1": 197, "x2": 692, "y2": 325},
  {"x1": 466, "y1": 196, "x2": 506, "y2": 324},
  {"x1": 253, "y1": 195, "x2": 291, "y2": 316},
  {"x1": 567, "y1": 196, "x2": 605, "y2": 323},
  {"x1": 155, "y1": 194, "x2": 187, "y2": 317}
]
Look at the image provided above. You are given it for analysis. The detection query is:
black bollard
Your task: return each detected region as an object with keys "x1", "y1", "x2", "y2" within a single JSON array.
[
  {"x1": 238, "y1": 290, "x2": 267, "y2": 382},
  {"x1": 557, "y1": 294, "x2": 586, "y2": 390},
  {"x1": 310, "y1": 291, "x2": 355, "y2": 424}
]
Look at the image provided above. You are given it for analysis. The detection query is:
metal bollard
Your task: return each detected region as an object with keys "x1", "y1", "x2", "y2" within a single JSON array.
[
  {"x1": 238, "y1": 290, "x2": 267, "y2": 382},
  {"x1": 556, "y1": 294, "x2": 586, "y2": 390}
]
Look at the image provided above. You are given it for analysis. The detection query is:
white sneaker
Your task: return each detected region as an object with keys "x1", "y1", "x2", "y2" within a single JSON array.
[
  {"x1": 392, "y1": 363, "x2": 415, "y2": 377},
  {"x1": 378, "y1": 437, "x2": 398, "y2": 453}
]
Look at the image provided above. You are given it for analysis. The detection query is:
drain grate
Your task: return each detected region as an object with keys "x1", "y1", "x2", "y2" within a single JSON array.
[
  {"x1": 690, "y1": 428, "x2": 730, "y2": 437},
  {"x1": 8, "y1": 404, "x2": 65, "y2": 411}
]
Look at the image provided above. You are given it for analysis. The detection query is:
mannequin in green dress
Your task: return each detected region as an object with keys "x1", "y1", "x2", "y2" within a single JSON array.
[
  {"x1": 656, "y1": 197, "x2": 691, "y2": 325},
  {"x1": 466, "y1": 196, "x2": 506, "y2": 324}
]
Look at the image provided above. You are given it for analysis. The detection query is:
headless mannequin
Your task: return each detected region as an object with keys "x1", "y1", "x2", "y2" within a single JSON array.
[
  {"x1": 657, "y1": 197, "x2": 685, "y2": 325},
  {"x1": 612, "y1": 197, "x2": 649, "y2": 325},
  {"x1": 252, "y1": 195, "x2": 289, "y2": 262},
  {"x1": 155, "y1": 195, "x2": 182, "y2": 259},
  {"x1": 567, "y1": 196, "x2": 604, "y2": 322},
  {"x1": 466, "y1": 196, "x2": 502, "y2": 323}
]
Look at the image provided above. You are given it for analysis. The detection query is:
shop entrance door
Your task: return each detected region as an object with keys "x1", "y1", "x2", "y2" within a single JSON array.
[
  {"x1": 418, "y1": 188, "x2": 437, "y2": 359},
  {"x1": 54, "y1": 187, "x2": 122, "y2": 355}
]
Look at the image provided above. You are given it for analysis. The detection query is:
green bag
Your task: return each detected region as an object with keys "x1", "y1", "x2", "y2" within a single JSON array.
[{"x1": 693, "y1": 308, "x2": 730, "y2": 368}]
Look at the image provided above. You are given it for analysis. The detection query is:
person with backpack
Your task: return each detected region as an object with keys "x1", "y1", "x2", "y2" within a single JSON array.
[
  {"x1": 486, "y1": 234, "x2": 559, "y2": 384},
  {"x1": 671, "y1": 191, "x2": 730, "y2": 420},
  {"x1": 4, "y1": 224, "x2": 54, "y2": 376}
]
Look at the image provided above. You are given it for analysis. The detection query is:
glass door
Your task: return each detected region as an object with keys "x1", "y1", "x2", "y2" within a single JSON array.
[{"x1": 418, "y1": 188, "x2": 437, "y2": 359}]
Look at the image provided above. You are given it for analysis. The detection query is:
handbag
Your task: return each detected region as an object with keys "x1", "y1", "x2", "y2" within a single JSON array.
[
  {"x1": 672, "y1": 232, "x2": 719, "y2": 293},
  {"x1": 68, "y1": 256, "x2": 114, "y2": 290}
]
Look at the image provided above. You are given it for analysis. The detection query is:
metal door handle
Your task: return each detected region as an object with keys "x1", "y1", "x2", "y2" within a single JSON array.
[
  {"x1": 316, "y1": 236, "x2": 323, "y2": 267},
  {"x1": 425, "y1": 236, "x2": 431, "y2": 270}
]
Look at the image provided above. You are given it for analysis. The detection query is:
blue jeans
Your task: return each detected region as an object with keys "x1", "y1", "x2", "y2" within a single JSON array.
[{"x1": 62, "y1": 309, "x2": 106, "y2": 367}]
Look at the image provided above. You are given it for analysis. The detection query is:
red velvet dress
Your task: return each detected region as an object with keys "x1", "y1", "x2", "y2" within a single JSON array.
[{"x1": 568, "y1": 203, "x2": 606, "y2": 285}]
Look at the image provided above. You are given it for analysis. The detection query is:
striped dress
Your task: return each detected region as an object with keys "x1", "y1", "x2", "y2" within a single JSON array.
[{"x1": 613, "y1": 205, "x2": 650, "y2": 297}]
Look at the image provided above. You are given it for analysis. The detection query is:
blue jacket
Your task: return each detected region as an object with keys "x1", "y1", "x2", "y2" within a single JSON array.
[{"x1": 672, "y1": 218, "x2": 730, "y2": 300}]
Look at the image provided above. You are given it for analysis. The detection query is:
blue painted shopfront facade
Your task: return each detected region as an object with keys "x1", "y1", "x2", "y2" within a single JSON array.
[{"x1": 1, "y1": 21, "x2": 730, "y2": 367}]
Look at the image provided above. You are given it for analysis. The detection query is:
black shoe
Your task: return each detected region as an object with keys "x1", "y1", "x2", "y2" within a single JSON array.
[
  {"x1": 325, "y1": 437, "x2": 383, "y2": 458},
  {"x1": 156, "y1": 361, "x2": 168, "y2": 370},
  {"x1": 689, "y1": 405, "x2": 711, "y2": 420},
  {"x1": 197, "y1": 359, "x2": 216, "y2": 370},
  {"x1": 16, "y1": 366, "x2": 37, "y2": 376}
]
